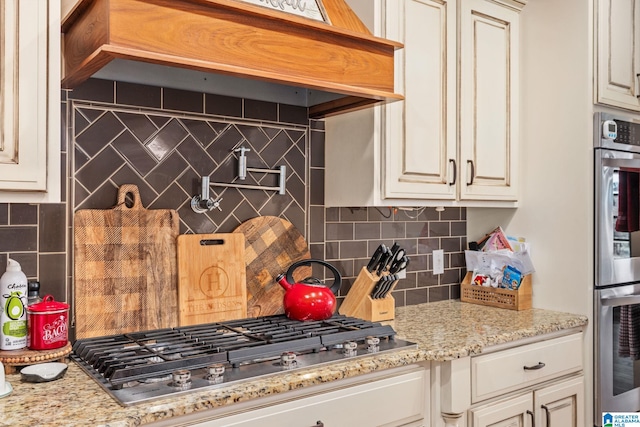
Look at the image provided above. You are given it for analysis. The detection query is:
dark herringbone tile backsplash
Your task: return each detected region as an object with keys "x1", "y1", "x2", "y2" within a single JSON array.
[{"x1": 73, "y1": 104, "x2": 308, "y2": 234}]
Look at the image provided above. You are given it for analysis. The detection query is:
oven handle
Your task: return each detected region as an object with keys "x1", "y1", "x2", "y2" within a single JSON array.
[
  {"x1": 601, "y1": 294, "x2": 640, "y2": 306},
  {"x1": 602, "y1": 157, "x2": 640, "y2": 168}
]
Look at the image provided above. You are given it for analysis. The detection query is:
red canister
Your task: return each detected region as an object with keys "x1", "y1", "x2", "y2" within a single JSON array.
[{"x1": 27, "y1": 295, "x2": 69, "y2": 350}]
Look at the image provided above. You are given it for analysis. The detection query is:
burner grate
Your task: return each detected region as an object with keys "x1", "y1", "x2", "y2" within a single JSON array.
[{"x1": 72, "y1": 314, "x2": 400, "y2": 389}]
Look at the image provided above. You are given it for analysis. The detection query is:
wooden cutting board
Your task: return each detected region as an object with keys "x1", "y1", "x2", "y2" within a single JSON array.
[
  {"x1": 233, "y1": 216, "x2": 311, "y2": 317},
  {"x1": 74, "y1": 184, "x2": 179, "y2": 339},
  {"x1": 177, "y1": 233, "x2": 247, "y2": 325}
]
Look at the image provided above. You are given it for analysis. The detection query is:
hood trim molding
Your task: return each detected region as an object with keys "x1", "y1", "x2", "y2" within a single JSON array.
[{"x1": 62, "y1": 0, "x2": 403, "y2": 118}]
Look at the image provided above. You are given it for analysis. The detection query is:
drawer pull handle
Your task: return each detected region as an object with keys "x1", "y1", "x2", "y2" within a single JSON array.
[
  {"x1": 523, "y1": 362, "x2": 546, "y2": 370},
  {"x1": 527, "y1": 410, "x2": 535, "y2": 427}
]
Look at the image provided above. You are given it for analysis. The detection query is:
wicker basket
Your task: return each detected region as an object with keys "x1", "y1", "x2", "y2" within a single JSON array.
[{"x1": 460, "y1": 272, "x2": 532, "y2": 310}]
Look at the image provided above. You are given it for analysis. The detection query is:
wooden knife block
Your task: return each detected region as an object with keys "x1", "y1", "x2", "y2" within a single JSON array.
[{"x1": 339, "y1": 267, "x2": 398, "y2": 322}]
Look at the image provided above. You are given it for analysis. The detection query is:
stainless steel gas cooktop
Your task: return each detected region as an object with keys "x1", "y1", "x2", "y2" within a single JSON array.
[{"x1": 71, "y1": 314, "x2": 416, "y2": 406}]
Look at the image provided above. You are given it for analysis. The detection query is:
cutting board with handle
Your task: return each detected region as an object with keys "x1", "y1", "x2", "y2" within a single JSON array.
[
  {"x1": 233, "y1": 216, "x2": 311, "y2": 317},
  {"x1": 177, "y1": 233, "x2": 247, "y2": 325},
  {"x1": 74, "y1": 184, "x2": 179, "y2": 339}
]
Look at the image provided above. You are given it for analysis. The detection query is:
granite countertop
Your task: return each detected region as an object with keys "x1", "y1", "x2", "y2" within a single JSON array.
[{"x1": 0, "y1": 300, "x2": 588, "y2": 427}]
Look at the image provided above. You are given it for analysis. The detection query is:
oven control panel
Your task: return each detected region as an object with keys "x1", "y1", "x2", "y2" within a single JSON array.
[
  {"x1": 613, "y1": 119, "x2": 640, "y2": 145},
  {"x1": 596, "y1": 113, "x2": 640, "y2": 151}
]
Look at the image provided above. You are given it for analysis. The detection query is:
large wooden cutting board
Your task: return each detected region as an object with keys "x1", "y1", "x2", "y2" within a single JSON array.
[
  {"x1": 233, "y1": 216, "x2": 311, "y2": 317},
  {"x1": 74, "y1": 184, "x2": 179, "y2": 339},
  {"x1": 177, "y1": 233, "x2": 247, "y2": 325}
]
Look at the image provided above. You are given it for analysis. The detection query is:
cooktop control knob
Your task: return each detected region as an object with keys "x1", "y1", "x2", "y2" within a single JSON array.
[
  {"x1": 281, "y1": 351, "x2": 298, "y2": 369},
  {"x1": 343, "y1": 341, "x2": 357, "y2": 357},
  {"x1": 366, "y1": 336, "x2": 380, "y2": 353},
  {"x1": 171, "y1": 369, "x2": 192, "y2": 390},
  {"x1": 205, "y1": 364, "x2": 225, "y2": 384}
]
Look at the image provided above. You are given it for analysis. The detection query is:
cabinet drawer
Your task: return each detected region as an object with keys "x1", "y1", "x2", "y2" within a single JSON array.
[
  {"x1": 164, "y1": 367, "x2": 428, "y2": 427},
  {"x1": 471, "y1": 333, "x2": 582, "y2": 403}
]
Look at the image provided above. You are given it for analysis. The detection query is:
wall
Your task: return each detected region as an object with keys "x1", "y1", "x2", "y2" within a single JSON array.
[
  {"x1": 0, "y1": 204, "x2": 67, "y2": 302},
  {"x1": 468, "y1": 0, "x2": 594, "y2": 423}
]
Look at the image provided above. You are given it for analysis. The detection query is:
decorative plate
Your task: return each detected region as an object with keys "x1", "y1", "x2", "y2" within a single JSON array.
[{"x1": 20, "y1": 362, "x2": 67, "y2": 383}]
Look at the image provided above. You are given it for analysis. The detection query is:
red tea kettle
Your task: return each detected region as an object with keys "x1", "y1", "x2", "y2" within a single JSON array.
[{"x1": 276, "y1": 259, "x2": 342, "y2": 321}]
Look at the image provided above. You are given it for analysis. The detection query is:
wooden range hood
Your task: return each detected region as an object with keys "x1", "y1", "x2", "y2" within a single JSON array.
[{"x1": 62, "y1": 0, "x2": 403, "y2": 118}]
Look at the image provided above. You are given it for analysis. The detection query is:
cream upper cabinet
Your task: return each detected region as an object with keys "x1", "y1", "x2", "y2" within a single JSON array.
[
  {"x1": 458, "y1": 0, "x2": 520, "y2": 201},
  {"x1": 596, "y1": 0, "x2": 640, "y2": 111},
  {"x1": 325, "y1": 0, "x2": 523, "y2": 207},
  {"x1": 0, "y1": 0, "x2": 60, "y2": 203},
  {"x1": 382, "y1": 0, "x2": 458, "y2": 201}
]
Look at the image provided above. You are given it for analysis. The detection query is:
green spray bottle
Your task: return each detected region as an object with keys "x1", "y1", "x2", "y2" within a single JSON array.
[{"x1": 0, "y1": 259, "x2": 28, "y2": 350}]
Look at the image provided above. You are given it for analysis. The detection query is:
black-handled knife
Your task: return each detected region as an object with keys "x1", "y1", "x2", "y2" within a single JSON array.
[
  {"x1": 388, "y1": 242, "x2": 400, "y2": 257},
  {"x1": 370, "y1": 277, "x2": 384, "y2": 298},
  {"x1": 379, "y1": 275, "x2": 397, "y2": 299},
  {"x1": 373, "y1": 276, "x2": 390, "y2": 299},
  {"x1": 366, "y1": 244, "x2": 386, "y2": 273},
  {"x1": 376, "y1": 250, "x2": 392, "y2": 276}
]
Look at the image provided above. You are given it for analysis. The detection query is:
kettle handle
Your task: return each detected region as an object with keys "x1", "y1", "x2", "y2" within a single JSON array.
[{"x1": 285, "y1": 259, "x2": 342, "y2": 296}]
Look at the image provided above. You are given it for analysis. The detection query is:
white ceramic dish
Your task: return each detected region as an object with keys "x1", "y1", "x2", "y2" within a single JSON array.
[
  {"x1": 0, "y1": 381, "x2": 12, "y2": 398},
  {"x1": 20, "y1": 362, "x2": 67, "y2": 383}
]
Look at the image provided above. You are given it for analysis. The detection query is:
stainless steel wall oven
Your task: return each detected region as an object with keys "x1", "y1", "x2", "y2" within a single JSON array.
[{"x1": 595, "y1": 112, "x2": 640, "y2": 422}]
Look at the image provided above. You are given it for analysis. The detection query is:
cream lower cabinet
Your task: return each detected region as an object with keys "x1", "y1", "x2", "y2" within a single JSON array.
[
  {"x1": 533, "y1": 376, "x2": 584, "y2": 427},
  {"x1": 0, "y1": 0, "x2": 60, "y2": 202},
  {"x1": 435, "y1": 331, "x2": 585, "y2": 427},
  {"x1": 596, "y1": 0, "x2": 640, "y2": 111},
  {"x1": 470, "y1": 376, "x2": 584, "y2": 427},
  {"x1": 325, "y1": 0, "x2": 523, "y2": 207},
  {"x1": 147, "y1": 364, "x2": 430, "y2": 427}
]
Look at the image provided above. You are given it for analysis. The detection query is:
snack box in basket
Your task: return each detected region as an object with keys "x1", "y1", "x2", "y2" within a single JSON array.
[{"x1": 460, "y1": 272, "x2": 532, "y2": 311}]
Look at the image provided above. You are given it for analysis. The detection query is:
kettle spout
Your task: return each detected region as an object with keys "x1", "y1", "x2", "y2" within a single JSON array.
[{"x1": 276, "y1": 273, "x2": 293, "y2": 290}]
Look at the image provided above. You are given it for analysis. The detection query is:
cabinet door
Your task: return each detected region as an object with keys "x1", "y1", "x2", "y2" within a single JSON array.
[
  {"x1": 470, "y1": 393, "x2": 533, "y2": 427},
  {"x1": 534, "y1": 376, "x2": 584, "y2": 427},
  {"x1": 596, "y1": 0, "x2": 640, "y2": 111},
  {"x1": 459, "y1": 0, "x2": 519, "y2": 201},
  {"x1": 383, "y1": 0, "x2": 457, "y2": 200},
  {"x1": 0, "y1": 0, "x2": 60, "y2": 201}
]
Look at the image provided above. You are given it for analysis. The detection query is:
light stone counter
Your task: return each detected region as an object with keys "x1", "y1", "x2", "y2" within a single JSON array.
[{"x1": 0, "y1": 300, "x2": 588, "y2": 427}]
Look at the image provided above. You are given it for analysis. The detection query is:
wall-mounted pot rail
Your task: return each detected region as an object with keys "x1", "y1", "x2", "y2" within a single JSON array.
[{"x1": 191, "y1": 146, "x2": 286, "y2": 213}]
